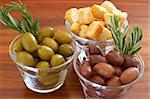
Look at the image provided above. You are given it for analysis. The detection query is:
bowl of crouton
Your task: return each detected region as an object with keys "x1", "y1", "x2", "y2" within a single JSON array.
[{"x1": 65, "y1": 1, "x2": 128, "y2": 50}]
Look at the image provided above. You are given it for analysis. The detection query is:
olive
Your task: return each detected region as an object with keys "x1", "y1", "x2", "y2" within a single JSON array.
[
  {"x1": 80, "y1": 61, "x2": 92, "y2": 78},
  {"x1": 89, "y1": 55, "x2": 107, "y2": 66},
  {"x1": 36, "y1": 61, "x2": 50, "y2": 77},
  {"x1": 42, "y1": 37, "x2": 59, "y2": 52},
  {"x1": 88, "y1": 44, "x2": 102, "y2": 55},
  {"x1": 58, "y1": 44, "x2": 74, "y2": 57},
  {"x1": 123, "y1": 55, "x2": 138, "y2": 68},
  {"x1": 54, "y1": 31, "x2": 72, "y2": 44},
  {"x1": 93, "y1": 63, "x2": 115, "y2": 78},
  {"x1": 120, "y1": 67, "x2": 139, "y2": 84},
  {"x1": 21, "y1": 33, "x2": 39, "y2": 52},
  {"x1": 38, "y1": 45, "x2": 55, "y2": 61},
  {"x1": 38, "y1": 27, "x2": 54, "y2": 42},
  {"x1": 38, "y1": 72, "x2": 58, "y2": 86},
  {"x1": 106, "y1": 51, "x2": 124, "y2": 66},
  {"x1": 17, "y1": 51, "x2": 36, "y2": 66},
  {"x1": 89, "y1": 75, "x2": 105, "y2": 85},
  {"x1": 12, "y1": 37, "x2": 23, "y2": 53},
  {"x1": 106, "y1": 76, "x2": 122, "y2": 86},
  {"x1": 50, "y1": 54, "x2": 65, "y2": 67}
]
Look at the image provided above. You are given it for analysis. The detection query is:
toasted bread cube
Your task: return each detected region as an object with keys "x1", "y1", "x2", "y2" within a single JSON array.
[
  {"x1": 91, "y1": 4, "x2": 109, "y2": 19},
  {"x1": 101, "y1": 1, "x2": 116, "y2": 13},
  {"x1": 79, "y1": 30, "x2": 87, "y2": 38},
  {"x1": 97, "y1": 21, "x2": 106, "y2": 27},
  {"x1": 95, "y1": 18, "x2": 104, "y2": 21},
  {"x1": 112, "y1": 9, "x2": 122, "y2": 15},
  {"x1": 104, "y1": 13, "x2": 114, "y2": 27},
  {"x1": 119, "y1": 12, "x2": 128, "y2": 25},
  {"x1": 112, "y1": 9, "x2": 128, "y2": 25},
  {"x1": 78, "y1": 7, "x2": 95, "y2": 24},
  {"x1": 79, "y1": 25, "x2": 89, "y2": 38},
  {"x1": 99, "y1": 27, "x2": 112, "y2": 40},
  {"x1": 86, "y1": 21, "x2": 103, "y2": 40},
  {"x1": 71, "y1": 23, "x2": 80, "y2": 35},
  {"x1": 80, "y1": 25, "x2": 89, "y2": 30},
  {"x1": 65, "y1": 8, "x2": 79, "y2": 24}
]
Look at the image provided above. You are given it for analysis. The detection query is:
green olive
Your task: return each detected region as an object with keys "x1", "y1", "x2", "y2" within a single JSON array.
[
  {"x1": 17, "y1": 51, "x2": 36, "y2": 66},
  {"x1": 36, "y1": 61, "x2": 50, "y2": 77},
  {"x1": 38, "y1": 72, "x2": 58, "y2": 86},
  {"x1": 38, "y1": 45, "x2": 55, "y2": 61},
  {"x1": 12, "y1": 37, "x2": 23, "y2": 53},
  {"x1": 50, "y1": 54, "x2": 65, "y2": 67},
  {"x1": 54, "y1": 31, "x2": 73, "y2": 44},
  {"x1": 58, "y1": 44, "x2": 74, "y2": 57},
  {"x1": 42, "y1": 37, "x2": 59, "y2": 52},
  {"x1": 38, "y1": 27, "x2": 54, "y2": 42},
  {"x1": 21, "y1": 33, "x2": 39, "y2": 52}
]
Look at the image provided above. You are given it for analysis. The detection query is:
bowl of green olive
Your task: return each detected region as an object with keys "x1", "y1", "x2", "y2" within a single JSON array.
[{"x1": 9, "y1": 27, "x2": 76, "y2": 93}]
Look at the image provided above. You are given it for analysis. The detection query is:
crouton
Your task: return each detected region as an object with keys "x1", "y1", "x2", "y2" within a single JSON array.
[
  {"x1": 97, "y1": 21, "x2": 106, "y2": 27},
  {"x1": 65, "y1": 8, "x2": 79, "y2": 24},
  {"x1": 119, "y1": 12, "x2": 128, "y2": 25},
  {"x1": 91, "y1": 4, "x2": 109, "y2": 19},
  {"x1": 86, "y1": 21, "x2": 103, "y2": 40},
  {"x1": 71, "y1": 23, "x2": 80, "y2": 35},
  {"x1": 104, "y1": 13, "x2": 114, "y2": 27},
  {"x1": 101, "y1": 1, "x2": 117, "y2": 13},
  {"x1": 80, "y1": 25, "x2": 89, "y2": 30},
  {"x1": 112, "y1": 9, "x2": 128, "y2": 25},
  {"x1": 78, "y1": 7, "x2": 95, "y2": 24},
  {"x1": 79, "y1": 25, "x2": 89, "y2": 38},
  {"x1": 99, "y1": 27, "x2": 112, "y2": 40}
]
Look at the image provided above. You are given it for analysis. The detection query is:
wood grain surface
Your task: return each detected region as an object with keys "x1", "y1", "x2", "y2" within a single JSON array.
[{"x1": 0, "y1": 0, "x2": 150, "y2": 99}]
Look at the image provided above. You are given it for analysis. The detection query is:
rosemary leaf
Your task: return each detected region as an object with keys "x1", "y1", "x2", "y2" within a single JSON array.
[
  {"x1": 0, "y1": 1, "x2": 39, "y2": 36},
  {"x1": 108, "y1": 15, "x2": 142, "y2": 55},
  {"x1": 130, "y1": 47, "x2": 141, "y2": 55}
]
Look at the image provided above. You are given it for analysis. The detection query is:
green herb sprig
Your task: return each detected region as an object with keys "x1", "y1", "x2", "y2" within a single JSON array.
[
  {"x1": 0, "y1": 1, "x2": 39, "y2": 36},
  {"x1": 108, "y1": 15, "x2": 142, "y2": 55}
]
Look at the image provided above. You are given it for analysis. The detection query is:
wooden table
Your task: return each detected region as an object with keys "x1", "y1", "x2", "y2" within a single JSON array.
[{"x1": 0, "y1": 0, "x2": 149, "y2": 99}]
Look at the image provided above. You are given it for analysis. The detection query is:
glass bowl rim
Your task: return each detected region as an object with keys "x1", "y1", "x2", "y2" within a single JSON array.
[
  {"x1": 9, "y1": 34, "x2": 76, "y2": 73},
  {"x1": 73, "y1": 49, "x2": 144, "y2": 89}
]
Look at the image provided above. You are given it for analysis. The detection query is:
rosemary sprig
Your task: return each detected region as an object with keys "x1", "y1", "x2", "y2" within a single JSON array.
[
  {"x1": 0, "y1": 1, "x2": 39, "y2": 36},
  {"x1": 108, "y1": 15, "x2": 142, "y2": 55}
]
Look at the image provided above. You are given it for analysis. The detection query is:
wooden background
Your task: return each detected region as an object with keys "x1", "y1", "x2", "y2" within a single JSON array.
[{"x1": 0, "y1": 0, "x2": 149, "y2": 99}]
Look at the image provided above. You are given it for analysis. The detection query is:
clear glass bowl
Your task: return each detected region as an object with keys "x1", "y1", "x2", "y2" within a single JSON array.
[
  {"x1": 9, "y1": 34, "x2": 76, "y2": 93},
  {"x1": 73, "y1": 48, "x2": 144, "y2": 99},
  {"x1": 65, "y1": 20, "x2": 128, "y2": 51}
]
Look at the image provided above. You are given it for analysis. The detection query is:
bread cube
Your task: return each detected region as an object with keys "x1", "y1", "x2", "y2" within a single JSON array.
[
  {"x1": 112, "y1": 9, "x2": 122, "y2": 15},
  {"x1": 101, "y1": 1, "x2": 117, "y2": 13},
  {"x1": 120, "y1": 12, "x2": 128, "y2": 25},
  {"x1": 112, "y1": 9, "x2": 128, "y2": 25},
  {"x1": 80, "y1": 25, "x2": 89, "y2": 30},
  {"x1": 78, "y1": 7, "x2": 95, "y2": 24},
  {"x1": 97, "y1": 21, "x2": 106, "y2": 27},
  {"x1": 79, "y1": 30, "x2": 87, "y2": 38},
  {"x1": 86, "y1": 21, "x2": 103, "y2": 40},
  {"x1": 79, "y1": 25, "x2": 89, "y2": 38},
  {"x1": 65, "y1": 8, "x2": 79, "y2": 24},
  {"x1": 95, "y1": 18, "x2": 103, "y2": 21},
  {"x1": 119, "y1": 12, "x2": 128, "y2": 25},
  {"x1": 104, "y1": 13, "x2": 114, "y2": 27},
  {"x1": 71, "y1": 23, "x2": 80, "y2": 35},
  {"x1": 91, "y1": 4, "x2": 109, "y2": 19},
  {"x1": 98, "y1": 27, "x2": 112, "y2": 40}
]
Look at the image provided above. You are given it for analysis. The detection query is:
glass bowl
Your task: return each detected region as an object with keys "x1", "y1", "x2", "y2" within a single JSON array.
[
  {"x1": 9, "y1": 34, "x2": 76, "y2": 93},
  {"x1": 65, "y1": 20, "x2": 128, "y2": 51},
  {"x1": 73, "y1": 47, "x2": 144, "y2": 99}
]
